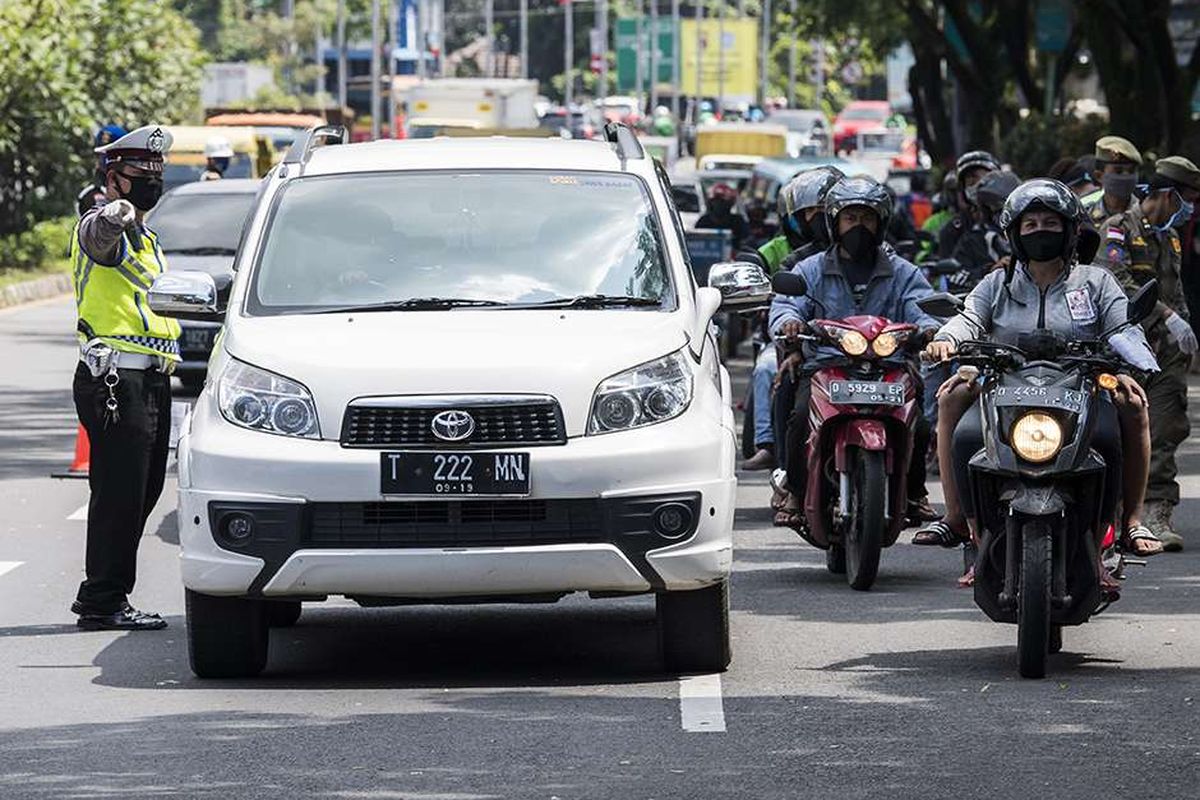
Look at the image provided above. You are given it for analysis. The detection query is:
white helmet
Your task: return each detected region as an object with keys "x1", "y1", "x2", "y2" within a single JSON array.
[{"x1": 204, "y1": 136, "x2": 234, "y2": 158}]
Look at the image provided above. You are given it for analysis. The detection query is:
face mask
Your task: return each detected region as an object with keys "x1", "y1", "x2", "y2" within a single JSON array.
[
  {"x1": 1176, "y1": 200, "x2": 1196, "y2": 228},
  {"x1": 120, "y1": 175, "x2": 163, "y2": 212},
  {"x1": 1151, "y1": 190, "x2": 1192, "y2": 232},
  {"x1": 1021, "y1": 229, "x2": 1065, "y2": 262},
  {"x1": 1101, "y1": 172, "x2": 1138, "y2": 201},
  {"x1": 840, "y1": 224, "x2": 877, "y2": 263},
  {"x1": 210, "y1": 157, "x2": 230, "y2": 174},
  {"x1": 964, "y1": 185, "x2": 980, "y2": 205}
]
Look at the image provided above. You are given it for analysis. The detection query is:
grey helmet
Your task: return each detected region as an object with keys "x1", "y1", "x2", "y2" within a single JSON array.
[
  {"x1": 778, "y1": 165, "x2": 846, "y2": 218},
  {"x1": 998, "y1": 178, "x2": 1084, "y2": 263},
  {"x1": 974, "y1": 170, "x2": 1022, "y2": 216},
  {"x1": 823, "y1": 176, "x2": 893, "y2": 244},
  {"x1": 955, "y1": 150, "x2": 1001, "y2": 185}
]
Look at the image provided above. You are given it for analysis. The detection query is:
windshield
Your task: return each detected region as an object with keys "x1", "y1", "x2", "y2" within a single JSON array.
[
  {"x1": 163, "y1": 154, "x2": 253, "y2": 190},
  {"x1": 248, "y1": 171, "x2": 673, "y2": 314},
  {"x1": 841, "y1": 107, "x2": 888, "y2": 121},
  {"x1": 769, "y1": 113, "x2": 822, "y2": 132},
  {"x1": 147, "y1": 192, "x2": 256, "y2": 252}
]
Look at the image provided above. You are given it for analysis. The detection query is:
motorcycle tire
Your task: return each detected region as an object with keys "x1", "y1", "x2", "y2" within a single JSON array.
[
  {"x1": 826, "y1": 543, "x2": 846, "y2": 574},
  {"x1": 1017, "y1": 520, "x2": 1053, "y2": 679},
  {"x1": 1049, "y1": 625, "x2": 1063, "y2": 655},
  {"x1": 741, "y1": 398, "x2": 756, "y2": 460},
  {"x1": 845, "y1": 449, "x2": 885, "y2": 591}
]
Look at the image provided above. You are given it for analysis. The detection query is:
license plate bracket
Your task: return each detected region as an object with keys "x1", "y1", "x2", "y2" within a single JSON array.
[
  {"x1": 828, "y1": 380, "x2": 905, "y2": 406},
  {"x1": 380, "y1": 452, "x2": 531, "y2": 496}
]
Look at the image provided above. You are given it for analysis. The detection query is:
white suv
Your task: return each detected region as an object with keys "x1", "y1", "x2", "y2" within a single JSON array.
[{"x1": 150, "y1": 125, "x2": 770, "y2": 678}]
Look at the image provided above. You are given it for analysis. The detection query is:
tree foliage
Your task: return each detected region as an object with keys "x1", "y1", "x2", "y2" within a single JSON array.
[{"x1": 0, "y1": 0, "x2": 206, "y2": 235}]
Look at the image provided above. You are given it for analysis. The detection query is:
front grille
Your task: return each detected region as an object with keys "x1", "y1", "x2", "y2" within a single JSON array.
[
  {"x1": 341, "y1": 398, "x2": 566, "y2": 448},
  {"x1": 307, "y1": 500, "x2": 603, "y2": 548}
]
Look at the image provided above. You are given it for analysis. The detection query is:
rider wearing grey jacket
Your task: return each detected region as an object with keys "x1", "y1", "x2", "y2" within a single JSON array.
[{"x1": 917, "y1": 179, "x2": 1163, "y2": 573}]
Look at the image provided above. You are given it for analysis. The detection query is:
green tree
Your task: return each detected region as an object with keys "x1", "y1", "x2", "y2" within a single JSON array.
[{"x1": 0, "y1": 0, "x2": 206, "y2": 235}]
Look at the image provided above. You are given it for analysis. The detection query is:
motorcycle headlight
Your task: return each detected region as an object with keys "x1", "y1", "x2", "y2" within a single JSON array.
[
  {"x1": 218, "y1": 359, "x2": 320, "y2": 439},
  {"x1": 836, "y1": 329, "x2": 869, "y2": 356},
  {"x1": 1010, "y1": 412, "x2": 1063, "y2": 463},
  {"x1": 588, "y1": 350, "x2": 694, "y2": 434},
  {"x1": 872, "y1": 331, "x2": 899, "y2": 357}
]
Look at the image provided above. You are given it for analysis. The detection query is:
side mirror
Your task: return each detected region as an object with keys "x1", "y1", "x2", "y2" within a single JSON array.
[
  {"x1": 771, "y1": 271, "x2": 807, "y2": 297},
  {"x1": 1127, "y1": 280, "x2": 1159, "y2": 325},
  {"x1": 707, "y1": 261, "x2": 771, "y2": 310},
  {"x1": 928, "y1": 258, "x2": 962, "y2": 277},
  {"x1": 147, "y1": 271, "x2": 223, "y2": 322},
  {"x1": 917, "y1": 292, "x2": 965, "y2": 318}
]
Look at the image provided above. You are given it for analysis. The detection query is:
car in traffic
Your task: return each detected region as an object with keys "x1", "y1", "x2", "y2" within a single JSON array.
[
  {"x1": 151, "y1": 125, "x2": 768, "y2": 678},
  {"x1": 766, "y1": 108, "x2": 830, "y2": 156},
  {"x1": 146, "y1": 179, "x2": 260, "y2": 390},
  {"x1": 743, "y1": 155, "x2": 857, "y2": 226},
  {"x1": 831, "y1": 100, "x2": 892, "y2": 153},
  {"x1": 537, "y1": 105, "x2": 603, "y2": 139}
]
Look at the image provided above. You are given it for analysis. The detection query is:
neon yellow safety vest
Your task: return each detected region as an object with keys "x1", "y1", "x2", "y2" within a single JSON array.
[{"x1": 71, "y1": 221, "x2": 181, "y2": 360}]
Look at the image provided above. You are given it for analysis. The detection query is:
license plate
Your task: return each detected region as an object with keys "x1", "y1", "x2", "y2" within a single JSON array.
[
  {"x1": 183, "y1": 328, "x2": 215, "y2": 350},
  {"x1": 380, "y1": 452, "x2": 530, "y2": 496},
  {"x1": 828, "y1": 380, "x2": 905, "y2": 406},
  {"x1": 992, "y1": 385, "x2": 1086, "y2": 414}
]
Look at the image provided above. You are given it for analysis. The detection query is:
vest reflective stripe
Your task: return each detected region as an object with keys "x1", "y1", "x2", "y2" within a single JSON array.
[{"x1": 71, "y1": 220, "x2": 181, "y2": 360}]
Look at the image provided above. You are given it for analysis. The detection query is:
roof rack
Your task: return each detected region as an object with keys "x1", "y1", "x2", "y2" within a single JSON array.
[
  {"x1": 282, "y1": 124, "x2": 347, "y2": 166},
  {"x1": 604, "y1": 122, "x2": 645, "y2": 164}
]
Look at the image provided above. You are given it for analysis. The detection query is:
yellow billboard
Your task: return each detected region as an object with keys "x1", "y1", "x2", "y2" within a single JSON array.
[{"x1": 680, "y1": 18, "x2": 759, "y2": 99}]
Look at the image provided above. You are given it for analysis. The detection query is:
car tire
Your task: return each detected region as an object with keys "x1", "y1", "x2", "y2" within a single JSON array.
[
  {"x1": 186, "y1": 589, "x2": 269, "y2": 679},
  {"x1": 267, "y1": 601, "x2": 302, "y2": 628},
  {"x1": 657, "y1": 581, "x2": 731, "y2": 674}
]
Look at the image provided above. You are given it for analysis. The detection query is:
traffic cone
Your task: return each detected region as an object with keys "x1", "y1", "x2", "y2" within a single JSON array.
[{"x1": 52, "y1": 425, "x2": 90, "y2": 479}]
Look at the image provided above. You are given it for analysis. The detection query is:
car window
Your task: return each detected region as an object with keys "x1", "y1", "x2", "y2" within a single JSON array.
[
  {"x1": 249, "y1": 170, "x2": 674, "y2": 314},
  {"x1": 163, "y1": 154, "x2": 253, "y2": 190},
  {"x1": 147, "y1": 192, "x2": 256, "y2": 252},
  {"x1": 841, "y1": 108, "x2": 888, "y2": 121}
]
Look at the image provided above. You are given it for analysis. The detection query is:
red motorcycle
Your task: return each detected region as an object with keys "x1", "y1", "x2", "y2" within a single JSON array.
[{"x1": 773, "y1": 272, "x2": 926, "y2": 590}]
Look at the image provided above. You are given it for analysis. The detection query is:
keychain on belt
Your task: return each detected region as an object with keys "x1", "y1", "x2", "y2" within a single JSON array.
[{"x1": 103, "y1": 365, "x2": 120, "y2": 428}]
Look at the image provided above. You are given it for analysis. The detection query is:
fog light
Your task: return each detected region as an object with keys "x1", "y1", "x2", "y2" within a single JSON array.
[
  {"x1": 652, "y1": 503, "x2": 694, "y2": 539},
  {"x1": 222, "y1": 513, "x2": 255, "y2": 544}
]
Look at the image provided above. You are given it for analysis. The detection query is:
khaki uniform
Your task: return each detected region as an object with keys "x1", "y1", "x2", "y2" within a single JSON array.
[
  {"x1": 1102, "y1": 208, "x2": 1190, "y2": 505},
  {"x1": 1083, "y1": 191, "x2": 1139, "y2": 228}
]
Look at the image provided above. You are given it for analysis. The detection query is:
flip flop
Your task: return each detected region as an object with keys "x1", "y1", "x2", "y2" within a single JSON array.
[{"x1": 1120, "y1": 523, "x2": 1164, "y2": 557}]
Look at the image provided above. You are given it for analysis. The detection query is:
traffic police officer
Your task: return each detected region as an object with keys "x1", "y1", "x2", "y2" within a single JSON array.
[
  {"x1": 76, "y1": 124, "x2": 127, "y2": 216},
  {"x1": 1083, "y1": 136, "x2": 1142, "y2": 227},
  {"x1": 71, "y1": 125, "x2": 180, "y2": 629},
  {"x1": 1102, "y1": 156, "x2": 1200, "y2": 552},
  {"x1": 201, "y1": 135, "x2": 234, "y2": 181}
]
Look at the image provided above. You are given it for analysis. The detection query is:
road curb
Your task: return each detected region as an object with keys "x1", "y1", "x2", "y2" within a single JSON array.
[{"x1": 0, "y1": 272, "x2": 71, "y2": 310}]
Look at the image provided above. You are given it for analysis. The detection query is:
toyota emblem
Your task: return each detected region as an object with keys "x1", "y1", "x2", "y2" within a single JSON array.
[{"x1": 431, "y1": 410, "x2": 476, "y2": 442}]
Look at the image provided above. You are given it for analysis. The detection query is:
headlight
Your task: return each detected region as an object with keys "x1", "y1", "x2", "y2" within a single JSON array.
[
  {"x1": 588, "y1": 350, "x2": 694, "y2": 434},
  {"x1": 1010, "y1": 412, "x2": 1063, "y2": 463},
  {"x1": 872, "y1": 332, "x2": 899, "y2": 357},
  {"x1": 218, "y1": 358, "x2": 320, "y2": 438},
  {"x1": 839, "y1": 330, "x2": 869, "y2": 356}
]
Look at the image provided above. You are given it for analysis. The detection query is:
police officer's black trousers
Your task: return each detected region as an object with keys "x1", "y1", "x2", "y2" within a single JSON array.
[
  {"x1": 780, "y1": 370, "x2": 929, "y2": 504},
  {"x1": 72, "y1": 363, "x2": 172, "y2": 613}
]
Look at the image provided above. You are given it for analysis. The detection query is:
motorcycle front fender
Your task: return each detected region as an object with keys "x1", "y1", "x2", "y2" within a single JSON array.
[
  {"x1": 1008, "y1": 484, "x2": 1066, "y2": 517},
  {"x1": 833, "y1": 418, "x2": 889, "y2": 473}
]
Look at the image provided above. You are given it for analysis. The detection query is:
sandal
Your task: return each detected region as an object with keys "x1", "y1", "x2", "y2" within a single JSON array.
[
  {"x1": 911, "y1": 519, "x2": 968, "y2": 548},
  {"x1": 774, "y1": 507, "x2": 804, "y2": 530},
  {"x1": 1120, "y1": 523, "x2": 1164, "y2": 558}
]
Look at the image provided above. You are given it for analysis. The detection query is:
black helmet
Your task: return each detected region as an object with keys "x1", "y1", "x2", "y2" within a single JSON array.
[
  {"x1": 998, "y1": 178, "x2": 1084, "y2": 262},
  {"x1": 955, "y1": 150, "x2": 1001, "y2": 185},
  {"x1": 779, "y1": 165, "x2": 845, "y2": 218},
  {"x1": 824, "y1": 176, "x2": 893, "y2": 243},
  {"x1": 974, "y1": 170, "x2": 1021, "y2": 216}
]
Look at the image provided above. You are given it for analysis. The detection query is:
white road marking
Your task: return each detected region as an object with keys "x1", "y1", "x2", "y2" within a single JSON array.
[
  {"x1": 0, "y1": 562, "x2": 23, "y2": 579},
  {"x1": 679, "y1": 674, "x2": 726, "y2": 733},
  {"x1": 67, "y1": 504, "x2": 88, "y2": 521}
]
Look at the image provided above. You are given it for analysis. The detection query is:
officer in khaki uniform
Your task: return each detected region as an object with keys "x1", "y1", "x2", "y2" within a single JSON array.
[
  {"x1": 71, "y1": 125, "x2": 180, "y2": 629},
  {"x1": 1102, "y1": 157, "x2": 1200, "y2": 551},
  {"x1": 1083, "y1": 136, "x2": 1142, "y2": 227}
]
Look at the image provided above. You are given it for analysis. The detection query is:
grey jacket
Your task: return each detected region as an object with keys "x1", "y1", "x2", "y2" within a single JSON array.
[{"x1": 934, "y1": 262, "x2": 1158, "y2": 370}]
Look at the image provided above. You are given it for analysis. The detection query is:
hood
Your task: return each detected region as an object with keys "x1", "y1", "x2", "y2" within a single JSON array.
[
  {"x1": 164, "y1": 253, "x2": 235, "y2": 277},
  {"x1": 221, "y1": 309, "x2": 691, "y2": 438}
]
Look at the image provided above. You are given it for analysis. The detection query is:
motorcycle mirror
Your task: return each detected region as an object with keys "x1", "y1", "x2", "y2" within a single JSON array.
[
  {"x1": 1127, "y1": 280, "x2": 1160, "y2": 325},
  {"x1": 930, "y1": 258, "x2": 962, "y2": 276},
  {"x1": 771, "y1": 271, "x2": 808, "y2": 297},
  {"x1": 1076, "y1": 225, "x2": 1101, "y2": 265},
  {"x1": 916, "y1": 292, "x2": 964, "y2": 318}
]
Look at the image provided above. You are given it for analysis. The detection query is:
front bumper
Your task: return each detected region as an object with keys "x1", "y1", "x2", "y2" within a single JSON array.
[{"x1": 178, "y1": 405, "x2": 737, "y2": 598}]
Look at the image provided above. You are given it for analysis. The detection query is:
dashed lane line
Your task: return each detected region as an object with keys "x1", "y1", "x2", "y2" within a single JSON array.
[
  {"x1": 679, "y1": 674, "x2": 726, "y2": 733},
  {"x1": 0, "y1": 562, "x2": 24, "y2": 579}
]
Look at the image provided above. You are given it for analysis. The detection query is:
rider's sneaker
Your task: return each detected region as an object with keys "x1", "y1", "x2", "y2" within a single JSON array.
[{"x1": 1145, "y1": 501, "x2": 1184, "y2": 552}]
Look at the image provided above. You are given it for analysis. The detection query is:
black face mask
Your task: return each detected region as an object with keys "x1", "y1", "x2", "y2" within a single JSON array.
[
  {"x1": 1021, "y1": 229, "x2": 1066, "y2": 262},
  {"x1": 840, "y1": 224, "x2": 877, "y2": 263},
  {"x1": 121, "y1": 175, "x2": 164, "y2": 212}
]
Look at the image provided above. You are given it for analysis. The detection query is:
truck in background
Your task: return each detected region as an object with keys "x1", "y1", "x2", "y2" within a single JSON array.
[{"x1": 403, "y1": 78, "x2": 540, "y2": 137}]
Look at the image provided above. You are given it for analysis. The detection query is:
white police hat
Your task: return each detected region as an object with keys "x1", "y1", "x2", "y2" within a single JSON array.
[{"x1": 95, "y1": 125, "x2": 173, "y2": 172}]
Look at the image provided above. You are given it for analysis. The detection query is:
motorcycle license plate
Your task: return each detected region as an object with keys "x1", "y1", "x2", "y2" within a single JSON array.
[
  {"x1": 828, "y1": 380, "x2": 905, "y2": 406},
  {"x1": 380, "y1": 452, "x2": 531, "y2": 496},
  {"x1": 992, "y1": 386, "x2": 1086, "y2": 414}
]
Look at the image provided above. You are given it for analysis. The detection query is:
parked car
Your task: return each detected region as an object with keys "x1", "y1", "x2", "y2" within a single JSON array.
[
  {"x1": 150, "y1": 125, "x2": 767, "y2": 678},
  {"x1": 145, "y1": 179, "x2": 260, "y2": 390},
  {"x1": 832, "y1": 101, "x2": 891, "y2": 153}
]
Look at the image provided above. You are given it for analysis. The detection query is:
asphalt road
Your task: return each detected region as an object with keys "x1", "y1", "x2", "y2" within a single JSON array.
[{"x1": 1, "y1": 297, "x2": 1198, "y2": 799}]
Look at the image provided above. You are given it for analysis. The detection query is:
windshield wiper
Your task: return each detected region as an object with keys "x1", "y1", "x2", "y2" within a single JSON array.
[
  {"x1": 516, "y1": 294, "x2": 664, "y2": 309},
  {"x1": 164, "y1": 247, "x2": 238, "y2": 256},
  {"x1": 314, "y1": 297, "x2": 508, "y2": 314}
]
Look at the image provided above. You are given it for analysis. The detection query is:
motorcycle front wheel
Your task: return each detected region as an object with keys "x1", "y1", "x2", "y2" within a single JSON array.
[
  {"x1": 845, "y1": 449, "x2": 885, "y2": 591},
  {"x1": 1017, "y1": 520, "x2": 1053, "y2": 678}
]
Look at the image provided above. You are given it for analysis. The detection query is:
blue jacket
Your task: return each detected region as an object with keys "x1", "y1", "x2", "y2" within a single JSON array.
[{"x1": 769, "y1": 246, "x2": 939, "y2": 337}]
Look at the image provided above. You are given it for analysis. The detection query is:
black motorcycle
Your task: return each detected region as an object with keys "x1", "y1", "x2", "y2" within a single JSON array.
[{"x1": 919, "y1": 281, "x2": 1158, "y2": 678}]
